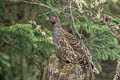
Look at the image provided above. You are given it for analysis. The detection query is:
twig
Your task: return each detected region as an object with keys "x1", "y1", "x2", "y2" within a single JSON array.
[
  {"x1": 69, "y1": 1, "x2": 82, "y2": 39},
  {"x1": 2, "y1": 38, "x2": 11, "y2": 46}
]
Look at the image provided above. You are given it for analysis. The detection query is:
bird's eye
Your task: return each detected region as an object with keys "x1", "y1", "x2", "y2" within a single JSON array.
[{"x1": 49, "y1": 16, "x2": 56, "y2": 20}]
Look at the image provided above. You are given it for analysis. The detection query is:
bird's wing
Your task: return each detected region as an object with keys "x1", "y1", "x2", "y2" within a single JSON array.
[
  {"x1": 62, "y1": 29, "x2": 99, "y2": 74},
  {"x1": 54, "y1": 35, "x2": 79, "y2": 64},
  {"x1": 62, "y1": 29, "x2": 92, "y2": 59}
]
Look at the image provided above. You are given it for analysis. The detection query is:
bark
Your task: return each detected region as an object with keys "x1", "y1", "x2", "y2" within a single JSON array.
[
  {"x1": 42, "y1": 54, "x2": 94, "y2": 80},
  {"x1": 113, "y1": 60, "x2": 120, "y2": 80}
]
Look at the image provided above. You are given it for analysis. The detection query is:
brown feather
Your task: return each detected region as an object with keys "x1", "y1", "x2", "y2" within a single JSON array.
[{"x1": 48, "y1": 14, "x2": 99, "y2": 74}]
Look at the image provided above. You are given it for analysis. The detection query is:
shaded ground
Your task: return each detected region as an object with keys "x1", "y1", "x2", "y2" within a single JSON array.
[{"x1": 96, "y1": 60, "x2": 117, "y2": 80}]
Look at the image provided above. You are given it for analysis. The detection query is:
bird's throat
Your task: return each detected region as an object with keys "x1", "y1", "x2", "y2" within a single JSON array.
[
  {"x1": 53, "y1": 22, "x2": 61, "y2": 28},
  {"x1": 52, "y1": 22, "x2": 56, "y2": 25}
]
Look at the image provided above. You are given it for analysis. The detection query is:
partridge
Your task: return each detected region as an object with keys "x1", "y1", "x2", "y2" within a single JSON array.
[{"x1": 46, "y1": 13, "x2": 99, "y2": 74}]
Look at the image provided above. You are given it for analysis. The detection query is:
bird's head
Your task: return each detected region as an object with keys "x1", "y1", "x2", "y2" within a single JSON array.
[{"x1": 46, "y1": 13, "x2": 60, "y2": 25}]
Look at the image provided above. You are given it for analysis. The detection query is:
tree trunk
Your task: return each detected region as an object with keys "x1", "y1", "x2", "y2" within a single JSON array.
[
  {"x1": 42, "y1": 54, "x2": 94, "y2": 80},
  {"x1": 113, "y1": 60, "x2": 120, "y2": 80}
]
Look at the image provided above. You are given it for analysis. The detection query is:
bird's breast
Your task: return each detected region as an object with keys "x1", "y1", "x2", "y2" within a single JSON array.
[{"x1": 53, "y1": 28, "x2": 62, "y2": 46}]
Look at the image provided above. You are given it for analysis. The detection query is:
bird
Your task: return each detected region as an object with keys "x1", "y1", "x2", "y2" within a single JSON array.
[{"x1": 46, "y1": 13, "x2": 99, "y2": 74}]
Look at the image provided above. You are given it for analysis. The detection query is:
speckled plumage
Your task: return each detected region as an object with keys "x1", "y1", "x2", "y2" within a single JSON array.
[{"x1": 47, "y1": 14, "x2": 99, "y2": 74}]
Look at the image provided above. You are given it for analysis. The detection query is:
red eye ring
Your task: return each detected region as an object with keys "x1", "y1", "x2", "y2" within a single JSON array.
[{"x1": 49, "y1": 16, "x2": 56, "y2": 20}]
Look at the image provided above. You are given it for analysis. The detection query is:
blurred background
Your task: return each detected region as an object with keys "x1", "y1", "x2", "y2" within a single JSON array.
[{"x1": 0, "y1": 0, "x2": 120, "y2": 80}]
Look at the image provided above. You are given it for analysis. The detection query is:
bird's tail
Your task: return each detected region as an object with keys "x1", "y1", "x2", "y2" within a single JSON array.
[
  {"x1": 92, "y1": 66, "x2": 99, "y2": 74},
  {"x1": 91, "y1": 63, "x2": 99, "y2": 74}
]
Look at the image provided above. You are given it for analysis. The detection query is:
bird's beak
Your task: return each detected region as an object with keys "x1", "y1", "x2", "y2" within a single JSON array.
[{"x1": 46, "y1": 17, "x2": 49, "y2": 21}]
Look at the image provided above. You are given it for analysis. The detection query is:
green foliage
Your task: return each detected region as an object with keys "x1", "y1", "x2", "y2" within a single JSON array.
[
  {"x1": 87, "y1": 25, "x2": 120, "y2": 60},
  {"x1": 1, "y1": 24, "x2": 33, "y2": 54},
  {"x1": 0, "y1": 24, "x2": 54, "y2": 80},
  {"x1": 72, "y1": 0, "x2": 120, "y2": 71},
  {"x1": 0, "y1": 52, "x2": 10, "y2": 73},
  {"x1": 104, "y1": 0, "x2": 120, "y2": 22},
  {"x1": 0, "y1": 0, "x2": 14, "y2": 25},
  {"x1": 0, "y1": 0, "x2": 120, "y2": 79},
  {"x1": 77, "y1": 23, "x2": 120, "y2": 72}
]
